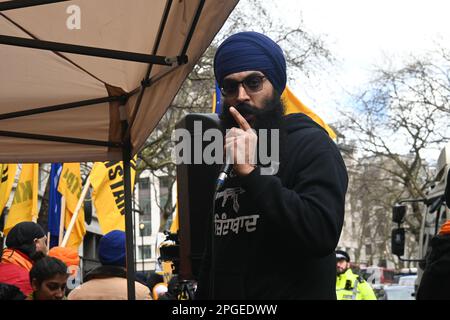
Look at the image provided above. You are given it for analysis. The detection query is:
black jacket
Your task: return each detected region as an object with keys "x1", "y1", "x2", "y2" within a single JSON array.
[
  {"x1": 416, "y1": 233, "x2": 450, "y2": 300},
  {"x1": 196, "y1": 113, "x2": 348, "y2": 300}
]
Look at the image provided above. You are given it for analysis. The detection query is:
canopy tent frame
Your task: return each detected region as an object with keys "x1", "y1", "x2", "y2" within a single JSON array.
[
  {"x1": 0, "y1": 35, "x2": 186, "y2": 65},
  {"x1": 0, "y1": 130, "x2": 122, "y2": 147},
  {"x1": 0, "y1": 0, "x2": 207, "y2": 300},
  {"x1": 0, "y1": 0, "x2": 71, "y2": 11},
  {"x1": 0, "y1": 95, "x2": 125, "y2": 121}
]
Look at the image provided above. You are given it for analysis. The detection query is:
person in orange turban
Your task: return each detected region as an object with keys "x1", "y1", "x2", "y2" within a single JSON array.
[{"x1": 48, "y1": 247, "x2": 80, "y2": 267}]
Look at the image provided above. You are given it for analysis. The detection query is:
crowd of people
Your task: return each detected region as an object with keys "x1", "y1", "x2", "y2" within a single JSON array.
[
  {"x1": 0, "y1": 221, "x2": 171, "y2": 300},
  {"x1": 0, "y1": 222, "x2": 447, "y2": 301}
]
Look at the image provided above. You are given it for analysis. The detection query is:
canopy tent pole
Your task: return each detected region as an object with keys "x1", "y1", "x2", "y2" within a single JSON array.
[
  {"x1": 0, "y1": 0, "x2": 70, "y2": 11},
  {"x1": 0, "y1": 35, "x2": 185, "y2": 65},
  {"x1": 0, "y1": 130, "x2": 121, "y2": 147},
  {"x1": 120, "y1": 104, "x2": 136, "y2": 300},
  {"x1": 123, "y1": 138, "x2": 135, "y2": 300},
  {"x1": 0, "y1": 96, "x2": 124, "y2": 121}
]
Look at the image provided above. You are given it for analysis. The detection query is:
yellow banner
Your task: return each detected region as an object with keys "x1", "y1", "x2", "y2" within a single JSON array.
[
  {"x1": 0, "y1": 164, "x2": 17, "y2": 216},
  {"x1": 4, "y1": 164, "x2": 38, "y2": 235},
  {"x1": 90, "y1": 158, "x2": 137, "y2": 234},
  {"x1": 282, "y1": 86, "x2": 337, "y2": 139},
  {"x1": 58, "y1": 163, "x2": 86, "y2": 248}
]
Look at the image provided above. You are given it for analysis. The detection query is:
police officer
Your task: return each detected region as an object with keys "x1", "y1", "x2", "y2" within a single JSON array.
[{"x1": 335, "y1": 250, "x2": 377, "y2": 300}]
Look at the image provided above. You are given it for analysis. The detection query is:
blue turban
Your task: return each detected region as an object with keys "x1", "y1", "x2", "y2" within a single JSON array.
[
  {"x1": 214, "y1": 31, "x2": 287, "y2": 94},
  {"x1": 99, "y1": 230, "x2": 126, "y2": 267}
]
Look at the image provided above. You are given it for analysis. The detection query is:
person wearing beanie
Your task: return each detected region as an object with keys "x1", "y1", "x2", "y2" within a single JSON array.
[
  {"x1": 196, "y1": 31, "x2": 348, "y2": 300},
  {"x1": 0, "y1": 221, "x2": 47, "y2": 296},
  {"x1": 335, "y1": 250, "x2": 376, "y2": 300},
  {"x1": 98, "y1": 229, "x2": 127, "y2": 267},
  {"x1": 67, "y1": 230, "x2": 151, "y2": 300}
]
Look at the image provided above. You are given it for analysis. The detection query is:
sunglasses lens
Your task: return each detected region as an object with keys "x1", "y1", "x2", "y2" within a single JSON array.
[
  {"x1": 221, "y1": 80, "x2": 238, "y2": 96},
  {"x1": 243, "y1": 76, "x2": 264, "y2": 92},
  {"x1": 220, "y1": 75, "x2": 265, "y2": 97}
]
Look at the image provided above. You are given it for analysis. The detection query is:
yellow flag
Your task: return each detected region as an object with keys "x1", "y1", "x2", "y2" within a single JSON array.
[
  {"x1": 170, "y1": 205, "x2": 179, "y2": 233},
  {"x1": 58, "y1": 163, "x2": 86, "y2": 248},
  {"x1": 282, "y1": 86, "x2": 337, "y2": 139},
  {"x1": 4, "y1": 164, "x2": 39, "y2": 235},
  {"x1": 90, "y1": 158, "x2": 137, "y2": 234},
  {"x1": 0, "y1": 164, "x2": 17, "y2": 216}
]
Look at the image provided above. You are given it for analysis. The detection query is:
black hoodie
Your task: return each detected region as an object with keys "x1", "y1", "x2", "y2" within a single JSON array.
[
  {"x1": 416, "y1": 233, "x2": 450, "y2": 300},
  {"x1": 197, "y1": 113, "x2": 348, "y2": 300}
]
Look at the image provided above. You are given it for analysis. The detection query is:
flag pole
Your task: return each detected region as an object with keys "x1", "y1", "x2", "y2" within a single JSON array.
[
  {"x1": 60, "y1": 176, "x2": 90, "y2": 248},
  {"x1": 58, "y1": 196, "x2": 65, "y2": 245}
]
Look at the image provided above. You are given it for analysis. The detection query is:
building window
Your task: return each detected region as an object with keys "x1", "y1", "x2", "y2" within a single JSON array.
[
  {"x1": 139, "y1": 246, "x2": 152, "y2": 260},
  {"x1": 138, "y1": 177, "x2": 151, "y2": 217},
  {"x1": 138, "y1": 177, "x2": 152, "y2": 235}
]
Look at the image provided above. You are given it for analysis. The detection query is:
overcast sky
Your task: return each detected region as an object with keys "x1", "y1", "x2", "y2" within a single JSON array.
[{"x1": 270, "y1": 0, "x2": 450, "y2": 123}]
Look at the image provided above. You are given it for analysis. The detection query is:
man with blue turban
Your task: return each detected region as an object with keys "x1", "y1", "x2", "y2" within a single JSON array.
[{"x1": 196, "y1": 32, "x2": 348, "y2": 300}]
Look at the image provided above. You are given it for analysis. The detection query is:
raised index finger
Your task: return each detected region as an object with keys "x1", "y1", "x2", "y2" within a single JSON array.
[{"x1": 229, "y1": 107, "x2": 251, "y2": 131}]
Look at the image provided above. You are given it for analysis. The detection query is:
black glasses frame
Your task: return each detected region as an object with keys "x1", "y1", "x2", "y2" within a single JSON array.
[{"x1": 220, "y1": 75, "x2": 267, "y2": 97}]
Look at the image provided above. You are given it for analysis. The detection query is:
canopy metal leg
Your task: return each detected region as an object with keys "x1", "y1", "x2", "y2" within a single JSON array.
[{"x1": 123, "y1": 140, "x2": 136, "y2": 300}]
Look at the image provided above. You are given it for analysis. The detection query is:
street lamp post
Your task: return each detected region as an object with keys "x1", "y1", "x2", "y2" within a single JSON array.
[
  {"x1": 139, "y1": 223, "x2": 145, "y2": 272},
  {"x1": 132, "y1": 208, "x2": 142, "y2": 272}
]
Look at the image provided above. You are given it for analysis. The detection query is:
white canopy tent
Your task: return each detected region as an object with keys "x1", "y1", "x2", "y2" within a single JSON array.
[{"x1": 0, "y1": 0, "x2": 238, "y2": 299}]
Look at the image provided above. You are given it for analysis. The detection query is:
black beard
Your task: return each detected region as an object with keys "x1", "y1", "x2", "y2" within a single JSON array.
[
  {"x1": 219, "y1": 94, "x2": 285, "y2": 131},
  {"x1": 219, "y1": 95, "x2": 287, "y2": 170}
]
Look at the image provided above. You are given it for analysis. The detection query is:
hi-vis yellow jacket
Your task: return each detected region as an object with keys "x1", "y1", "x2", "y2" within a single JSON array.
[{"x1": 336, "y1": 269, "x2": 377, "y2": 300}]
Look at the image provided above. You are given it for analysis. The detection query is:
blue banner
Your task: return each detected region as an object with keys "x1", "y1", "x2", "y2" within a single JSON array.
[
  {"x1": 213, "y1": 81, "x2": 222, "y2": 114},
  {"x1": 48, "y1": 163, "x2": 62, "y2": 248}
]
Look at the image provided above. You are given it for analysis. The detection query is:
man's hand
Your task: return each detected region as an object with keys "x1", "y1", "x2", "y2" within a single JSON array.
[{"x1": 224, "y1": 107, "x2": 257, "y2": 176}]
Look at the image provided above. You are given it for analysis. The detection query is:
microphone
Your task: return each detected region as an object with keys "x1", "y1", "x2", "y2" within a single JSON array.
[{"x1": 215, "y1": 162, "x2": 232, "y2": 192}]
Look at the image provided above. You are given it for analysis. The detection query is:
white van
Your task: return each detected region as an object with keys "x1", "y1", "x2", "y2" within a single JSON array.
[{"x1": 398, "y1": 275, "x2": 417, "y2": 286}]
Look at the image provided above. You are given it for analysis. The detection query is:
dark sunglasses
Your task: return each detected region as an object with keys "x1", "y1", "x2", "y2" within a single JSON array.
[{"x1": 220, "y1": 75, "x2": 267, "y2": 97}]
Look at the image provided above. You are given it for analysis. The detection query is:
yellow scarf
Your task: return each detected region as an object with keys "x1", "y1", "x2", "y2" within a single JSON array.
[{"x1": 1, "y1": 248, "x2": 33, "y2": 271}]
